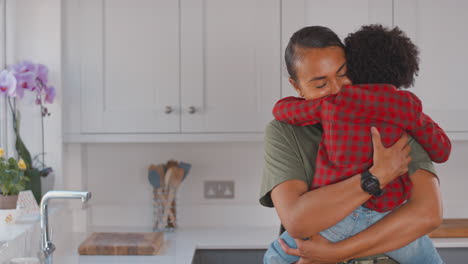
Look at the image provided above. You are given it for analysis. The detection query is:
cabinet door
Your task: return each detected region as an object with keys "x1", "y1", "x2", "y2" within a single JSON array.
[
  {"x1": 81, "y1": 0, "x2": 180, "y2": 133},
  {"x1": 394, "y1": 0, "x2": 468, "y2": 135},
  {"x1": 281, "y1": 0, "x2": 393, "y2": 97},
  {"x1": 181, "y1": 0, "x2": 281, "y2": 133}
]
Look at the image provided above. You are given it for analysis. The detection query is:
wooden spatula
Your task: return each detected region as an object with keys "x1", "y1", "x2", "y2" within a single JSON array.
[
  {"x1": 165, "y1": 160, "x2": 179, "y2": 222},
  {"x1": 158, "y1": 167, "x2": 184, "y2": 229},
  {"x1": 149, "y1": 164, "x2": 168, "y2": 231},
  {"x1": 166, "y1": 160, "x2": 178, "y2": 170}
]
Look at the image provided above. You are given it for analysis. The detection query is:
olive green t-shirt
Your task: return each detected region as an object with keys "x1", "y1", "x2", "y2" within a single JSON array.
[{"x1": 259, "y1": 120, "x2": 437, "y2": 208}]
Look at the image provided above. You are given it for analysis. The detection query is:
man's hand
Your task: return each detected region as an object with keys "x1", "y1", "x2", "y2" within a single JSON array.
[
  {"x1": 278, "y1": 235, "x2": 346, "y2": 264},
  {"x1": 370, "y1": 127, "x2": 412, "y2": 188}
]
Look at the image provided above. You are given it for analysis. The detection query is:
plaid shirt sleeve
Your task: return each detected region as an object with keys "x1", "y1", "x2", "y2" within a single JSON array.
[
  {"x1": 406, "y1": 95, "x2": 452, "y2": 163},
  {"x1": 272, "y1": 96, "x2": 322, "y2": 126}
]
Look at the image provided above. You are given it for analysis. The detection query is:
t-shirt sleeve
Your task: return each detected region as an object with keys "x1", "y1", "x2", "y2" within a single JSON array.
[
  {"x1": 259, "y1": 121, "x2": 309, "y2": 208},
  {"x1": 408, "y1": 136, "x2": 437, "y2": 178}
]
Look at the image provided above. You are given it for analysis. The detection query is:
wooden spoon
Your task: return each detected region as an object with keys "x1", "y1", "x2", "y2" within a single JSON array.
[
  {"x1": 162, "y1": 167, "x2": 177, "y2": 225},
  {"x1": 149, "y1": 164, "x2": 167, "y2": 231},
  {"x1": 166, "y1": 160, "x2": 179, "y2": 170},
  {"x1": 158, "y1": 167, "x2": 184, "y2": 229}
]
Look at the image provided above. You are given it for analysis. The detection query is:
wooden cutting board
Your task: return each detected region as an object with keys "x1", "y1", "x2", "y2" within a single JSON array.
[
  {"x1": 429, "y1": 219, "x2": 468, "y2": 238},
  {"x1": 78, "y1": 232, "x2": 164, "y2": 255}
]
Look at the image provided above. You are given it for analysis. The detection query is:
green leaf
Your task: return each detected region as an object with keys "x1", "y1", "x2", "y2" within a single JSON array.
[
  {"x1": 14, "y1": 111, "x2": 33, "y2": 169},
  {"x1": 0, "y1": 186, "x2": 8, "y2": 195},
  {"x1": 12, "y1": 176, "x2": 19, "y2": 184},
  {"x1": 16, "y1": 135, "x2": 32, "y2": 169}
]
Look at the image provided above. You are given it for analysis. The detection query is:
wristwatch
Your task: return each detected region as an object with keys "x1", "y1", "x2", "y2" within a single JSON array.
[{"x1": 361, "y1": 170, "x2": 383, "y2": 197}]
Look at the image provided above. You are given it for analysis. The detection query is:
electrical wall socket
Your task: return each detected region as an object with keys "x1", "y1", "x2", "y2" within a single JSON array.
[{"x1": 204, "y1": 181, "x2": 235, "y2": 199}]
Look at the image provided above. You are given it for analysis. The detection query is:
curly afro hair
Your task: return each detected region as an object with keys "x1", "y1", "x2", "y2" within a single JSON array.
[{"x1": 344, "y1": 24, "x2": 419, "y2": 88}]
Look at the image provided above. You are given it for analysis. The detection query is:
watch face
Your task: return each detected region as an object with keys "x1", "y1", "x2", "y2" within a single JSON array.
[{"x1": 363, "y1": 178, "x2": 379, "y2": 193}]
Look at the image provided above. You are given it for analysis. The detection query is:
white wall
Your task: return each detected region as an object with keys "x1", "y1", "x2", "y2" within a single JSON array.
[
  {"x1": 63, "y1": 140, "x2": 468, "y2": 232},
  {"x1": 0, "y1": 1, "x2": 7, "y2": 152},
  {"x1": 64, "y1": 142, "x2": 280, "y2": 231}
]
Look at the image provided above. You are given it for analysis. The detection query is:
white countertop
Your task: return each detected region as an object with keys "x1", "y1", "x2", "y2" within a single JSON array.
[
  {"x1": 52, "y1": 226, "x2": 279, "y2": 264},
  {"x1": 51, "y1": 226, "x2": 468, "y2": 264},
  {"x1": 432, "y1": 237, "x2": 468, "y2": 248},
  {"x1": 3, "y1": 215, "x2": 468, "y2": 264}
]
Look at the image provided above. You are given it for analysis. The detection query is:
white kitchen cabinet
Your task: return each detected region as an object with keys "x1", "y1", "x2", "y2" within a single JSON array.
[
  {"x1": 394, "y1": 0, "x2": 468, "y2": 139},
  {"x1": 63, "y1": 0, "x2": 280, "y2": 141},
  {"x1": 281, "y1": 0, "x2": 393, "y2": 98},
  {"x1": 64, "y1": 0, "x2": 468, "y2": 141},
  {"x1": 79, "y1": 0, "x2": 180, "y2": 133},
  {"x1": 181, "y1": 0, "x2": 281, "y2": 133}
]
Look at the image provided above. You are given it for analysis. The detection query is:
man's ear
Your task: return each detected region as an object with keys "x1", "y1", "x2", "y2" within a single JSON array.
[{"x1": 289, "y1": 77, "x2": 304, "y2": 97}]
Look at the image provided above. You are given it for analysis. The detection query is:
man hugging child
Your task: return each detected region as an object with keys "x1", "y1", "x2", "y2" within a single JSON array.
[{"x1": 264, "y1": 25, "x2": 450, "y2": 264}]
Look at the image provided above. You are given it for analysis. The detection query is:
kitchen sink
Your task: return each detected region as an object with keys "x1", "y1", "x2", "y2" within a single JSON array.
[{"x1": 192, "y1": 249, "x2": 266, "y2": 264}]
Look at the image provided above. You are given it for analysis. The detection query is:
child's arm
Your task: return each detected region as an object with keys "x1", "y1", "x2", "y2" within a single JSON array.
[
  {"x1": 408, "y1": 106, "x2": 452, "y2": 163},
  {"x1": 272, "y1": 96, "x2": 323, "y2": 126},
  {"x1": 396, "y1": 91, "x2": 451, "y2": 163}
]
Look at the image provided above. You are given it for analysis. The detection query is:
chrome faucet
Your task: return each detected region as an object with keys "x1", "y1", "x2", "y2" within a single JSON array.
[{"x1": 40, "y1": 191, "x2": 92, "y2": 264}]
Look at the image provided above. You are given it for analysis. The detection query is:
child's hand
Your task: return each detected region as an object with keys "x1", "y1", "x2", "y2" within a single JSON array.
[{"x1": 370, "y1": 127, "x2": 412, "y2": 188}]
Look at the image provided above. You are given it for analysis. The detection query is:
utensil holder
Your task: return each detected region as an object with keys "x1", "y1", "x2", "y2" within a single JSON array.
[{"x1": 153, "y1": 187, "x2": 176, "y2": 232}]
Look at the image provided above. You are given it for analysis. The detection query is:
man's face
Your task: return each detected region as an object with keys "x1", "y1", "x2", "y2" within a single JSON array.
[{"x1": 290, "y1": 46, "x2": 352, "y2": 100}]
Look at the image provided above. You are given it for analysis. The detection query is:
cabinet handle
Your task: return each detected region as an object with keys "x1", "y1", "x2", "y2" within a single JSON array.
[
  {"x1": 165, "y1": 106, "x2": 173, "y2": 114},
  {"x1": 188, "y1": 106, "x2": 197, "y2": 114}
]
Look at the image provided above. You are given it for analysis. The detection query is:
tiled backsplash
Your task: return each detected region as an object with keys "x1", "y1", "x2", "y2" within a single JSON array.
[
  {"x1": 63, "y1": 141, "x2": 468, "y2": 231},
  {"x1": 64, "y1": 142, "x2": 280, "y2": 230}
]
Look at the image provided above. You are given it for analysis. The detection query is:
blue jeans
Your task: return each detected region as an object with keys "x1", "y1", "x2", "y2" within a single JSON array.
[{"x1": 264, "y1": 206, "x2": 444, "y2": 264}]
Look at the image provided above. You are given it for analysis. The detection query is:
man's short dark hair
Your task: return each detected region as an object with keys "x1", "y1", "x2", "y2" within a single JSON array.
[{"x1": 286, "y1": 26, "x2": 344, "y2": 80}]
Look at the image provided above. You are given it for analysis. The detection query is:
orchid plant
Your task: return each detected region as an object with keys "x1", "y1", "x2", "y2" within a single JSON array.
[
  {"x1": 0, "y1": 61, "x2": 56, "y2": 202},
  {"x1": 1, "y1": 60, "x2": 56, "y2": 111}
]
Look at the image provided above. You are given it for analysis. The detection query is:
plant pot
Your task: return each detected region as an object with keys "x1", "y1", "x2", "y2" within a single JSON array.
[{"x1": 0, "y1": 194, "x2": 19, "y2": 209}]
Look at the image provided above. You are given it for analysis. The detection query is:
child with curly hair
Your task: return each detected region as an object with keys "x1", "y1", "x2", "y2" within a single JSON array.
[{"x1": 264, "y1": 25, "x2": 449, "y2": 264}]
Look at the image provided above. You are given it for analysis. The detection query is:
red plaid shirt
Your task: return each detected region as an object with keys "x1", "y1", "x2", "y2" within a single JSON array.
[{"x1": 273, "y1": 84, "x2": 451, "y2": 212}]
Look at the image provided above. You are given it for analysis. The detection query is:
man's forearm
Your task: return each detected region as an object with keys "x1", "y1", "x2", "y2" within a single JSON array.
[
  {"x1": 284, "y1": 174, "x2": 372, "y2": 238},
  {"x1": 338, "y1": 199, "x2": 436, "y2": 260},
  {"x1": 336, "y1": 169, "x2": 442, "y2": 260}
]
